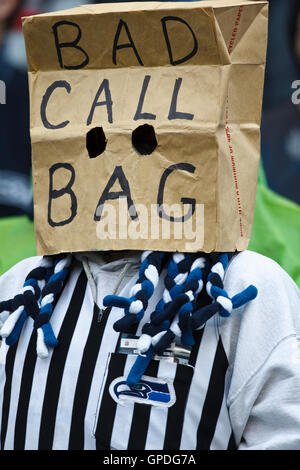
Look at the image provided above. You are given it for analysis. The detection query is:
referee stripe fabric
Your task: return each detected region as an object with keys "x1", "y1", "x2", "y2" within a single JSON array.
[
  {"x1": 210, "y1": 393, "x2": 234, "y2": 450},
  {"x1": 188, "y1": 328, "x2": 204, "y2": 368},
  {"x1": 68, "y1": 305, "x2": 112, "y2": 450},
  {"x1": 127, "y1": 361, "x2": 159, "y2": 450},
  {"x1": 38, "y1": 269, "x2": 88, "y2": 450},
  {"x1": 163, "y1": 362, "x2": 194, "y2": 450},
  {"x1": 52, "y1": 276, "x2": 96, "y2": 450},
  {"x1": 14, "y1": 335, "x2": 38, "y2": 449},
  {"x1": 179, "y1": 323, "x2": 221, "y2": 450},
  {"x1": 227, "y1": 431, "x2": 237, "y2": 450},
  {"x1": 24, "y1": 265, "x2": 83, "y2": 450},
  {"x1": 5, "y1": 307, "x2": 38, "y2": 449},
  {"x1": 109, "y1": 355, "x2": 138, "y2": 450},
  {"x1": 0, "y1": 262, "x2": 236, "y2": 450},
  {"x1": 95, "y1": 353, "x2": 128, "y2": 450},
  {"x1": 0, "y1": 342, "x2": 17, "y2": 449},
  {"x1": 196, "y1": 338, "x2": 229, "y2": 449}
]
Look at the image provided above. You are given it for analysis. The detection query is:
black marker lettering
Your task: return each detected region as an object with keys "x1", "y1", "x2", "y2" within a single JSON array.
[
  {"x1": 161, "y1": 16, "x2": 198, "y2": 66},
  {"x1": 94, "y1": 165, "x2": 138, "y2": 221},
  {"x1": 41, "y1": 80, "x2": 71, "y2": 129},
  {"x1": 113, "y1": 19, "x2": 143, "y2": 66},
  {"x1": 52, "y1": 20, "x2": 89, "y2": 69},
  {"x1": 48, "y1": 163, "x2": 77, "y2": 227},
  {"x1": 168, "y1": 78, "x2": 194, "y2": 120},
  {"x1": 157, "y1": 163, "x2": 196, "y2": 222},
  {"x1": 87, "y1": 79, "x2": 113, "y2": 125},
  {"x1": 134, "y1": 75, "x2": 156, "y2": 120}
]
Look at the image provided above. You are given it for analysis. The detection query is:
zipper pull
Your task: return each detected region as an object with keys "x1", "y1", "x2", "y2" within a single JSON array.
[{"x1": 97, "y1": 308, "x2": 104, "y2": 323}]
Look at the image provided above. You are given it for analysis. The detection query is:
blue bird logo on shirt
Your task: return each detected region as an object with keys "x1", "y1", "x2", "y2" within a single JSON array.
[{"x1": 109, "y1": 375, "x2": 176, "y2": 407}]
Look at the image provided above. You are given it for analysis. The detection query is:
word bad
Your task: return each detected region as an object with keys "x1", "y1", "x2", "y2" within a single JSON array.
[{"x1": 53, "y1": 16, "x2": 198, "y2": 69}]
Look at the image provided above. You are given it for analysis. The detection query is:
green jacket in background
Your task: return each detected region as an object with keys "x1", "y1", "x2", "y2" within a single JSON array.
[
  {"x1": 0, "y1": 215, "x2": 36, "y2": 276},
  {"x1": 0, "y1": 165, "x2": 299, "y2": 286},
  {"x1": 249, "y1": 167, "x2": 300, "y2": 287}
]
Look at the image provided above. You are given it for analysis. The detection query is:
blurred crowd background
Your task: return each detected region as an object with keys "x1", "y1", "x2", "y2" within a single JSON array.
[{"x1": 0, "y1": 0, "x2": 299, "y2": 284}]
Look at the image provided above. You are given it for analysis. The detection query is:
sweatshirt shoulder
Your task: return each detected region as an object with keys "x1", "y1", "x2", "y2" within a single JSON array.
[
  {"x1": 228, "y1": 250, "x2": 286, "y2": 274},
  {"x1": 220, "y1": 250, "x2": 300, "y2": 380},
  {"x1": 0, "y1": 256, "x2": 43, "y2": 303},
  {"x1": 220, "y1": 251, "x2": 300, "y2": 418},
  {"x1": 225, "y1": 250, "x2": 300, "y2": 296}
]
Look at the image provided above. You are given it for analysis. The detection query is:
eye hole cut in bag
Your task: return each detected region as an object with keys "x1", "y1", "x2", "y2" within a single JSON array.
[{"x1": 93, "y1": 352, "x2": 194, "y2": 450}]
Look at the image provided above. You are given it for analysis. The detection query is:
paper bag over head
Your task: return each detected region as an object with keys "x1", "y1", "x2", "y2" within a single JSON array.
[{"x1": 22, "y1": 0, "x2": 268, "y2": 255}]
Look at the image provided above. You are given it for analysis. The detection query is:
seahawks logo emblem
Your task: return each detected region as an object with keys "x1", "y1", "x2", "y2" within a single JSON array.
[{"x1": 109, "y1": 375, "x2": 176, "y2": 407}]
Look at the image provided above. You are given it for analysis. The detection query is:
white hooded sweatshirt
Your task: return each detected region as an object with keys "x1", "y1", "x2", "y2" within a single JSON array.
[{"x1": 0, "y1": 250, "x2": 299, "y2": 450}]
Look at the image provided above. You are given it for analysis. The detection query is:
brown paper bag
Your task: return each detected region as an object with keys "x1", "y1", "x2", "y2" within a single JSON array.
[{"x1": 22, "y1": 1, "x2": 268, "y2": 255}]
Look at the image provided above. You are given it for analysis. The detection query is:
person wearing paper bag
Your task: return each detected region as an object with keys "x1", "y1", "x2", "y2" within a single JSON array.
[{"x1": 0, "y1": 1, "x2": 299, "y2": 451}]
